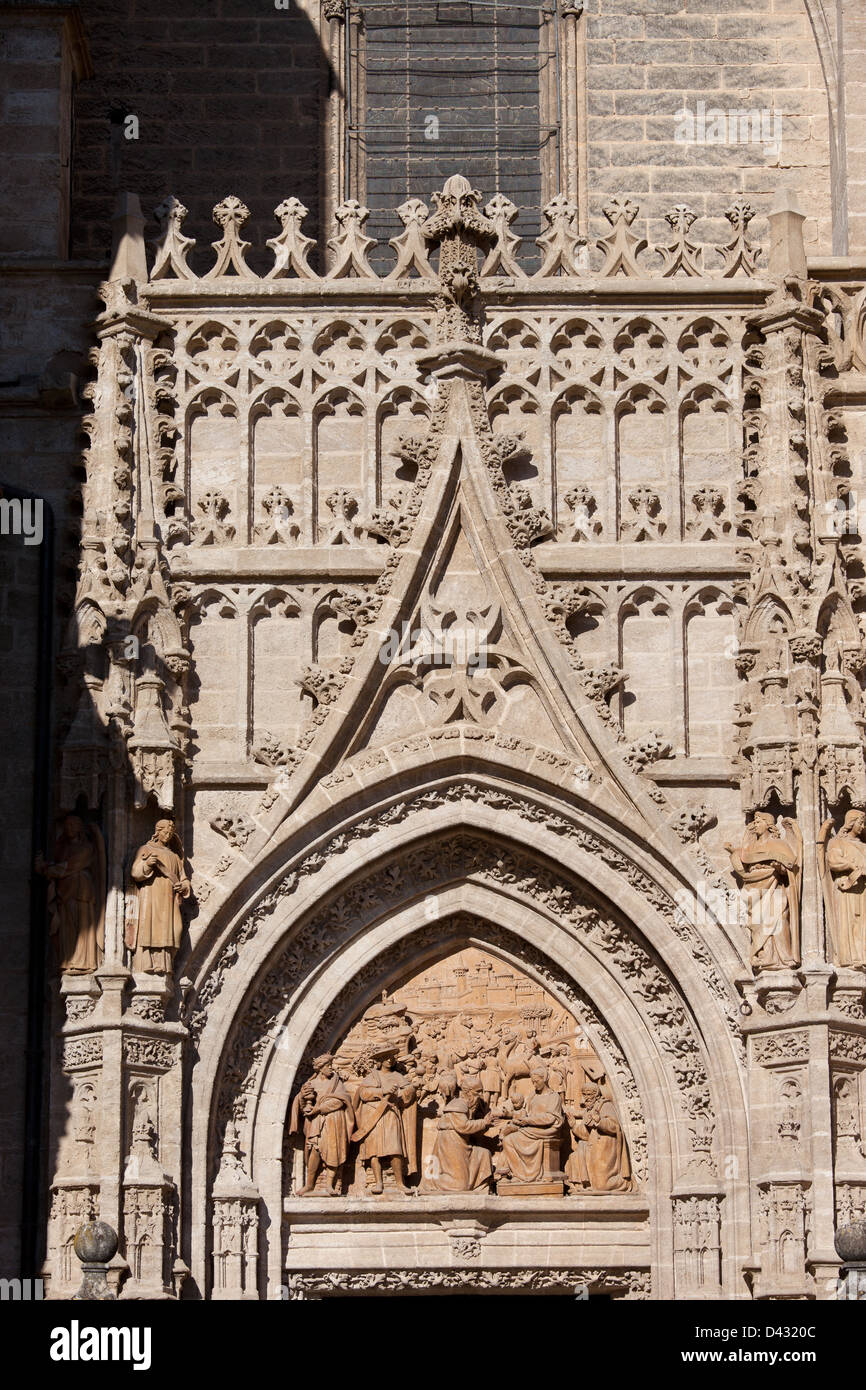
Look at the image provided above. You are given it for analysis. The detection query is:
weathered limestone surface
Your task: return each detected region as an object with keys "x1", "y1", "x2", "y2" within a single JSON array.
[{"x1": 2, "y1": 1, "x2": 866, "y2": 1300}]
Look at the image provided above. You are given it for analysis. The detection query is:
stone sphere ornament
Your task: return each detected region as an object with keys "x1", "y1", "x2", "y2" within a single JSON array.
[
  {"x1": 835, "y1": 1221, "x2": 866, "y2": 1264},
  {"x1": 74, "y1": 1220, "x2": 119, "y2": 1266},
  {"x1": 72, "y1": 1221, "x2": 119, "y2": 1301}
]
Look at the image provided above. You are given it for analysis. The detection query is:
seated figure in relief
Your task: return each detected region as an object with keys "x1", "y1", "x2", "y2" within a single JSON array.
[
  {"x1": 494, "y1": 1063, "x2": 564, "y2": 1185},
  {"x1": 564, "y1": 1079, "x2": 634, "y2": 1193}
]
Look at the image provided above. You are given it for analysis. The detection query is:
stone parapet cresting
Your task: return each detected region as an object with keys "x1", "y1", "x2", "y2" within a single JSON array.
[{"x1": 147, "y1": 189, "x2": 769, "y2": 286}]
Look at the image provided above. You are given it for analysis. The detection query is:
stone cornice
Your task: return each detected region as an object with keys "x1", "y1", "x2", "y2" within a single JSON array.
[{"x1": 143, "y1": 276, "x2": 777, "y2": 312}]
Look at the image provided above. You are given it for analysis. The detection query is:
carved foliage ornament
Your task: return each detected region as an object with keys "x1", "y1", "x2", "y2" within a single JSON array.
[
  {"x1": 830, "y1": 1031, "x2": 866, "y2": 1065},
  {"x1": 63, "y1": 1036, "x2": 103, "y2": 1070},
  {"x1": 189, "y1": 781, "x2": 736, "y2": 1057},
  {"x1": 123, "y1": 1036, "x2": 179, "y2": 1070},
  {"x1": 208, "y1": 839, "x2": 712, "y2": 1179},
  {"x1": 285, "y1": 1268, "x2": 650, "y2": 1298},
  {"x1": 752, "y1": 1030, "x2": 810, "y2": 1065}
]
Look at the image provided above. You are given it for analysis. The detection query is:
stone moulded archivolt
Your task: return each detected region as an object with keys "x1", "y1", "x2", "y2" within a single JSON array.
[{"x1": 184, "y1": 808, "x2": 750, "y2": 1297}]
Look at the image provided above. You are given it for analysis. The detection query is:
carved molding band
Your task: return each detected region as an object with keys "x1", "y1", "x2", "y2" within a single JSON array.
[
  {"x1": 123, "y1": 1036, "x2": 180, "y2": 1070},
  {"x1": 752, "y1": 1031, "x2": 810, "y2": 1065},
  {"x1": 284, "y1": 1267, "x2": 651, "y2": 1298}
]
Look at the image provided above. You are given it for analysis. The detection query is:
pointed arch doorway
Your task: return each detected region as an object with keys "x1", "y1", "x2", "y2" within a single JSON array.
[{"x1": 276, "y1": 917, "x2": 652, "y2": 1299}]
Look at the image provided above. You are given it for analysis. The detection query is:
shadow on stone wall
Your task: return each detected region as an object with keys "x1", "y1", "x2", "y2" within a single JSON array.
[{"x1": 71, "y1": 0, "x2": 332, "y2": 270}]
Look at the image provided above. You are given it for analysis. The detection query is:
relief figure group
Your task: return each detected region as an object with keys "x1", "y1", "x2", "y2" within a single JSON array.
[{"x1": 288, "y1": 952, "x2": 636, "y2": 1200}]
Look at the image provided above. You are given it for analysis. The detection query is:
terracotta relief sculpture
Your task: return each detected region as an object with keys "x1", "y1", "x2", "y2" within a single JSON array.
[
  {"x1": 288, "y1": 1053, "x2": 354, "y2": 1196},
  {"x1": 494, "y1": 1063, "x2": 565, "y2": 1189},
  {"x1": 818, "y1": 810, "x2": 866, "y2": 967},
  {"x1": 35, "y1": 816, "x2": 105, "y2": 975},
  {"x1": 127, "y1": 819, "x2": 191, "y2": 974},
  {"x1": 351, "y1": 1049, "x2": 418, "y2": 1195},
  {"x1": 726, "y1": 813, "x2": 803, "y2": 970},
  {"x1": 564, "y1": 1080, "x2": 635, "y2": 1193},
  {"x1": 426, "y1": 1070, "x2": 495, "y2": 1193},
  {"x1": 288, "y1": 947, "x2": 634, "y2": 1198}
]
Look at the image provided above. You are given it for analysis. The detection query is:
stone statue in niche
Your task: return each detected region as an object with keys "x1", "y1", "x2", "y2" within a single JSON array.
[
  {"x1": 288, "y1": 945, "x2": 635, "y2": 1199},
  {"x1": 127, "y1": 818, "x2": 191, "y2": 974},
  {"x1": 778, "y1": 1076, "x2": 802, "y2": 1145},
  {"x1": 818, "y1": 810, "x2": 866, "y2": 967},
  {"x1": 833, "y1": 1075, "x2": 865, "y2": 1159},
  {"x1": 289, "y1": 1053, "x2": 354, "y2": 1196},
  {"x1": 124, "y1": 1083, "x2": 163, "y2": 1183},
  {"x1": 72, "y1": 1082, "x2": 97, "y2": 1147},
  {"x1": 726, "y1": 813, "x2": 802, "y2": 970},
  {"x1": 67, "y1": 1080, "x2": 97, "y2": 1174},
  {"x1": 35, "y1": 816, "x2": 105, "y2": 975},
  {"x1": 564, "y1": 1079, "x2": 635, "y2": 1192}
]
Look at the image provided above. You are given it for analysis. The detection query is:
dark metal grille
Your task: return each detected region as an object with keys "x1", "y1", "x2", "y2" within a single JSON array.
[{"x1": 354, "y1": 0, "x2": 550, "y2": 267}]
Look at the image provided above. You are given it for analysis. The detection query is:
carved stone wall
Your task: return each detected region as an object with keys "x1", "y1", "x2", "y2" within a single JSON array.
[
  {"x1": 32, "y1": 176, "x2": 866, "y2": 1299},
  {"x1": 4, "y1": 0, "x2": 866, "y2": 1300}
]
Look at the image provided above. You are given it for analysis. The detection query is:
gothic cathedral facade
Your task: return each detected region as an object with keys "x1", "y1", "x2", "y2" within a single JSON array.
[{"x1": 3, "y1": 0, "x2": 866, "y2": 1301}]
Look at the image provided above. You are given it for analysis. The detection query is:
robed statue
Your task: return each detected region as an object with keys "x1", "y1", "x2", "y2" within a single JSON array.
[
  {"x1": 128, "y1": 818, "x2": 191, "y2": 974},
  {"x1": 290, "y1": 1053, "x2": 355, "y2": 1196},
  {"x1": 351, "y1": 1048, "x2": 418, "y2": 1195},
  {"x1": 726, "y1": 812, "x2": 802, "y2": 970},
  {"x1": 35, "y1": 815, "x2": 105, "y2": 974},
  {"x1": 818, "y1": 810, "x2": 866, "y2": 967},
  {"x1": 425, "y1": 1071, "x2": 494, "y2": 1193},
  {"x1": 494, "y1": 1063, "x2": 564, "y2": 1185},
  {"x1": 564, "y1": 1080, "x2": 634, "y2": 1192}
]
